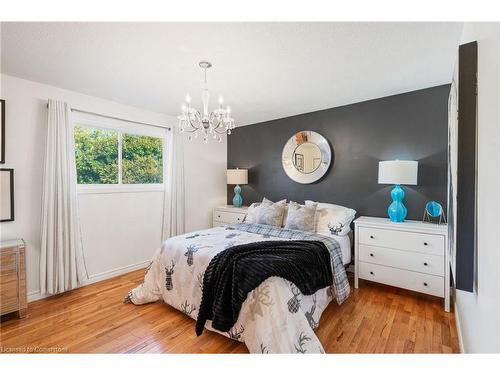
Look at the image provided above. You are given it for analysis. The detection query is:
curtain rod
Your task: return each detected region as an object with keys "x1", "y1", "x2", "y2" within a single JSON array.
[{"x1": 46, "y1": 103, "x2": 171, "y2": 131}]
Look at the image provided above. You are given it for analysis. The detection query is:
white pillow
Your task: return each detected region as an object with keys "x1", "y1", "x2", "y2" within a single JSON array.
[
  {"x1": 281, "y1": 202, "x2": 290, "y2": 227},
  {"x1": 244, "y1": 202, "x2": 262, "y2": 223},
  {"x1": 284, "y1": 201, "x2": 318, "y2": 232},
  {"x1": 256, "y1": 198, "x2": 287, "y2": 227},
  {"x1": 305, "y1": 200, "x2": 356, "y2": 236}
]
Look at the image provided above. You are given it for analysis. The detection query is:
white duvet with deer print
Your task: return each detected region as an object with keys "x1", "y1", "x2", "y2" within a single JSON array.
[{"x1": 126, "y1": 224, "x2": 349, "y2": 353}]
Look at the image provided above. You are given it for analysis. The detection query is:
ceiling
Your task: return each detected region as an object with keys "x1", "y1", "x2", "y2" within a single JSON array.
[{"x1": 1, "y1": 22, "x2": 463, "y2": 126}]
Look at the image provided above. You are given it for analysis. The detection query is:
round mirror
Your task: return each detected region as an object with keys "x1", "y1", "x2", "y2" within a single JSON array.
[
  {"x1": 293, "y1": 142, "x2": 322, "y2": 173},
  {"x1": 282, "y1": 130, "x2": 332, "y2": 184}
]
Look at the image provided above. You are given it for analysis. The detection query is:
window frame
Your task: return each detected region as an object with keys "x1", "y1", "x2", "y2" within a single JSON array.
[{"x1": 72, "y1": 113, "x2": 167, "y2": 194}]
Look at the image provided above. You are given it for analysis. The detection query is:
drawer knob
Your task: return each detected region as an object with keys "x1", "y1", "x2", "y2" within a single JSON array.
[
  {"x1": 423, "y1": 282, "x2": 428, "y2": 287},
  {"x1": 218, "y1": 215, "x2": 221, "y2": 218},
  {"x1": 370, "y1": 235, "x2": 374, "y2": 239},
  {"x1": 370, "y1": 253, "x2": 374, "y2": 257},
  {"x1": 369, "y1": 271, "x2": 374, "y2": 275},
  {"x1": 423, "y1": 262, "x2": 428, "y2": 266},
  {"x1": 237, "y1": 218, "x2": 240, "y2": 221},
  {"x1": 424, "y1": 242, "x2": 428, "y2": 246}
]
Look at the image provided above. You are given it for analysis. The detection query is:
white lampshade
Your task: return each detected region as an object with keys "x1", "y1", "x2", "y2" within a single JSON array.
[
  {"x1": 378, "y1": 160, "x2": 418, "y2": 185},
  {"x1": 227, "y1": 169, "x2": 248, "y2": 185}
]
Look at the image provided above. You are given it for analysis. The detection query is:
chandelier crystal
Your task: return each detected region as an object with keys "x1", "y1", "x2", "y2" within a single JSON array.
[{"x1": 177, "y1": 61, "x2": 235, "y2": 143}]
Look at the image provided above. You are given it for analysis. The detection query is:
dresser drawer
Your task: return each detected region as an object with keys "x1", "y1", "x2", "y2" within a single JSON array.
[
  {"x1": 358, "y1": 227, "x2": 444, "y2": 255},
  {"x1": 359, "y1": 244, "x2": 444, "y2": 276},
  {"x1": 359, "y1": 261, "x2": 444, "y2": 297},
  {"x1": 0, "y1": 250, "x2": 17, "y2": 271},
  {"x1": 213, "y1": 210, "x2": 246, "y2": 224},
  {"x1": 0, "y1": 267, "x2": 19, "y2": 312}
]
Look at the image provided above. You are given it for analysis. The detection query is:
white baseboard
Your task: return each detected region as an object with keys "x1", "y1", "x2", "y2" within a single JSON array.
[
  {"x1": 454, "y1": 301, "x2": 465, "y2": 353},
  {"x1": 27, "y1": 260, "x2": 150, "y2": 303},
  {"x1": 28, "y1": 290, "x2": 45, "y2": 302},
  {"x1": 84, "y1": 260, "x2": 150, "y2": 285}
]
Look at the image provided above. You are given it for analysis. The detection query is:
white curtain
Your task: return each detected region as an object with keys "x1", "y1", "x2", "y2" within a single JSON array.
[
  {"x1": 162, "y1": 127, "x2": 186, "y2": 242},
  {"x1": 40, "y1": 99, "x2": 87, "y2": 295}
]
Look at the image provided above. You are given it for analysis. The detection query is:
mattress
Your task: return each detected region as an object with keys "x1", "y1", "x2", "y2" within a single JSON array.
[{"x1": 326, "y1": 231, "x2": 352, "y2": 265}]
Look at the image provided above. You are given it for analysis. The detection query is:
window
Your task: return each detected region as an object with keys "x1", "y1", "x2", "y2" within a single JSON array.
[
  {"x1": 122, "y1": 133, "x2": 163, "y2": 184},
  {"x1": 74, "y1": 127, "x2": 119, "y2": 184},
  {"x1": 74, "y1": 124, "x2": 164, "y2": 187}
]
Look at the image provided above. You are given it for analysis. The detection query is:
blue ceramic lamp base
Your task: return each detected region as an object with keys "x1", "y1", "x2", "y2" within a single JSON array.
[
  {"x1": 387, "y1": 184, "x2": 407, "y2": 222},
  {"x1": 232, "y1": 185, "x2": 243, "y2": 208}
]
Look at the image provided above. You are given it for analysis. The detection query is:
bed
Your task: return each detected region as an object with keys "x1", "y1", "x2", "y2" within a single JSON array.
[{"x1": 126, "y1": 223, "x2": 350, "y2": 353}]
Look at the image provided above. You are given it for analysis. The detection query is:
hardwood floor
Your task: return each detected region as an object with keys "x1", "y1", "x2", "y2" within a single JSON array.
[{"x1": 0, "y1": 269, "x2": 459, "y2": 353}]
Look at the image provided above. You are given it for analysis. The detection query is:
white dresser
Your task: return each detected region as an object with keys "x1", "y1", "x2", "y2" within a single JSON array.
[
  {"x1": 213, "y1": 205, "x2": 248, "y2": 227},
  {"x1": 354, "y1": 216, "x2": 449, "y2": 311}
]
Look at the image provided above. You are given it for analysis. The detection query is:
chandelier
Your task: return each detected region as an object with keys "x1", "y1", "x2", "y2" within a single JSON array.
[{"x1": 177, "y1": 61, "x2": 235, "y2": 143}]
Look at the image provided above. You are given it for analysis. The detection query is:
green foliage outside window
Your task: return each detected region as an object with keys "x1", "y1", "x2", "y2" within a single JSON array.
[
  {"x1": 74, "y1": 127, "x2": 118, "y2": 184},
  {"x1": 122, "y1": 133, "x2": 163, "y2": 184},
  {"x1": 74, "y1": 126, "x2": 163, "y2": 185}
]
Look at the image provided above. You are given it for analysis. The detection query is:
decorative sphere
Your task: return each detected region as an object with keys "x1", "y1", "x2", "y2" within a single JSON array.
[{"x1": 425, "y1": 201, "x2": 442, "y2": 218}]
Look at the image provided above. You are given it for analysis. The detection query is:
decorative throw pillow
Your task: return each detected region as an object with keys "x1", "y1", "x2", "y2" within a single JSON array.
[
  {"x1": 284, "y1": 201, "x2": 318, "y2": 232},
  {"x1": 305, "y1": 200, "x2": 356, "y2": 236},
  {"x1": 281, "y1": 203, "x2": 289, "y2": 227},
  {"x1": 244, "y1": 202, "x2": 262, "y2": 223},
  {"x1": 256, "y1": 198, "x2": 287, "y2": 227},
  {"x1": 281, "y1": 201, "x2": 303, "y2": 228}
]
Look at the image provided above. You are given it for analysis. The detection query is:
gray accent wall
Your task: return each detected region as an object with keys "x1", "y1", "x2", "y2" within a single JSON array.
[{"x1": 227, "y1": 85, "x2": 450, "y2": 221}]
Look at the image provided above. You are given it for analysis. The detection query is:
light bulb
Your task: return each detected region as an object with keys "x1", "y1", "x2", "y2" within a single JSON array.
[
  {"x1": 181, "y1": 104, "x2": 187, "y2": 112},
  {"x1": 185, "y1": 94, "x2": 191, "y2": 103},
  {"x1": 226, "y1": 105, "x2": 231, "y2": 114},
  {"x1": 218, "y1": 96, "x2": 224, "y2": 105}
]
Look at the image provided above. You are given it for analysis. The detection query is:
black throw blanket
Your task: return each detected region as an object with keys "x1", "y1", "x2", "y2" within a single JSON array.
[{"x1": 195, "y1": 240, "x2": 333, "y2": 336}]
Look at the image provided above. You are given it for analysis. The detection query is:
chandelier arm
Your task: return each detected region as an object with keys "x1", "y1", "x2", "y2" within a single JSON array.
[
  {"x1": 213, "y1": 118, "x2": 232, "y2": 134},
  {"x1": 209, "y1": 112, "x2": 220, "y2": 130},
  {"x1": 184, "y1": 121, "x2": 200, "y2": 132},
  {"x1": 211, "y1": 115, "x2": 225, "y2": 131},
  {"x1": 213, "y1": 127, "x2": 229, "y2": 135},
  {"x1": 185, "y1": 110, "x2": 202, "y2": 130},
  {"x1": 211, "y1": 113, "x2": 230, "y2": 131}
]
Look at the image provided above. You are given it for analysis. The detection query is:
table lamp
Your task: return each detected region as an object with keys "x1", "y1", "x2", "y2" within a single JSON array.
[
  {"x1": 378, "y1": 160, "x2": 418, "y2": 222},
  {"x1": 227, "y1": 168, "x2": 248, "y2": 208}
]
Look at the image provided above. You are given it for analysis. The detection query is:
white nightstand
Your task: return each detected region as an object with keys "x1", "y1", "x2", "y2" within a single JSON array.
[
  {"x1": 354, "y1": 216, "x2": 450, "y2": 311},
  {"x1": 213, "y1": 205, "x2": 248, "y2": 227}
]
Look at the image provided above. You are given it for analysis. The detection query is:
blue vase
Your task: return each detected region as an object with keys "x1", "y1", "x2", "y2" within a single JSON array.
[
  {"x1": 233, "y1": 185, "x2": 243, "y2": 208},
  {"x1": 387, "y1": 184, "x2": 407, "y2": 222}
]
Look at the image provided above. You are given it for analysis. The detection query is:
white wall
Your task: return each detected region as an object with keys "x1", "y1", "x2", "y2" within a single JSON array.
[
  {"x1": 454, "y1": 23, "x2": 500, "y2": 353},
  {"x1": 184, "y1": 133, "x2": 228, "y2": 233},
  {"x1": 0, "y1": 74, "x2": 227, "y2": 299}
]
